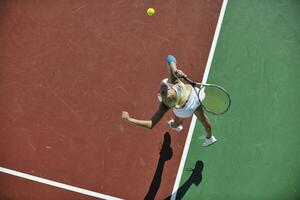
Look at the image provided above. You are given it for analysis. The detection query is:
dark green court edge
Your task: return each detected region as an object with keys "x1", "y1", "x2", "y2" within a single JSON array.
[{"x1": 179, "y1": 0, "x2": 300, "y2": 199}]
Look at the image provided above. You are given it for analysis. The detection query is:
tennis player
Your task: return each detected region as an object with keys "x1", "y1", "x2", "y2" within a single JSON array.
[{"x1": 121, "y1": 55, "x2": 217, "y2": 147}]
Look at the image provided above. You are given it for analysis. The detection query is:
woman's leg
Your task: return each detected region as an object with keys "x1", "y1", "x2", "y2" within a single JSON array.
[
  {"x1": 194, "y1": 106, "x2": 217, "y2": 147},
  {"x1": 172, "y1": 115, "x2": 184, "y2": 128},
  {"x1": 168, "y1": 115, "x2": 184, "y2": 132},
  {"x1": 194, "y1": 106, "x2": 212, "y2": 138}
]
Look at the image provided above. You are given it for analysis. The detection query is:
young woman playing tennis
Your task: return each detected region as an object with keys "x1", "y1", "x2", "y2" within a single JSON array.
[{"x1": 121, "y1": 55, "x2": 217, "y2": 147}]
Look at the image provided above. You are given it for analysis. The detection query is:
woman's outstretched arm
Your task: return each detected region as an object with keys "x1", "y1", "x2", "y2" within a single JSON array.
[
  {"x1": 166, "y1": 55, "x2": 187, "y2": 83},
  {"x1": 121, "y1": 103, "x2": 169, "y2": 129},
  {"x1": 166, "y1": 55, "x2": 179, "y2": 83}
]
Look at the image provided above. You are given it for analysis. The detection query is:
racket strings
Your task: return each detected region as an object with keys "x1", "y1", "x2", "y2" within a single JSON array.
[
  {"x1": 191, "y1": 84, "x2": 231, "y2": 115},
  {"x1": 182, "y1": 76, "x2": 231, "y2": 115},
  {"x1": 201, "y1": 85, "x2": 231, "y2": 115}
]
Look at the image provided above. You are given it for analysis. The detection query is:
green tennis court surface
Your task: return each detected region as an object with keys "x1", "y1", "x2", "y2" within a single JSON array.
[{"x1": 179, "y1": 0, "x2": 300, "y2": 199}]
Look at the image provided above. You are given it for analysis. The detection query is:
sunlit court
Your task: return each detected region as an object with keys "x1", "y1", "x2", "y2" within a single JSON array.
[{"x1": 0, "y1": 0, "x2": 299, "y2": 199}]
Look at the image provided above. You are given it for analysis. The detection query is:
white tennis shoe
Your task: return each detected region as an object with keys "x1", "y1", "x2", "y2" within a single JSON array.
[
  {"x1": 167, "y1": 119, "x2": 183, "y2": 133},
  {"x1": 203, "y1": 135, "x2": 217, "y2": 147}
]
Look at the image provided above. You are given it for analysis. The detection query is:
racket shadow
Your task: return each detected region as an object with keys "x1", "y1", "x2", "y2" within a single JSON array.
[{"x1": 164, "y1": 160, "x2": 204, "y2": 200}]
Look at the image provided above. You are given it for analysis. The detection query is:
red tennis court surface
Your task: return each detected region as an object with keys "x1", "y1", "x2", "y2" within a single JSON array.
[{"x1": 0, "y1": 0, "x2": 222, "y2": 199}]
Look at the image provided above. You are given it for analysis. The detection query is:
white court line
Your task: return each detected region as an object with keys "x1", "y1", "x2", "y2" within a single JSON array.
[
  {"x1": 0, "y1": 167, "x2": 123, "y2": 200},
  {"x1": 170, "y1": 0, "x2": 229, "y2": 199}
]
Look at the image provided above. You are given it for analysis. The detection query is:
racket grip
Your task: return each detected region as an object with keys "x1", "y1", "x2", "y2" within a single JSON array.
[
  {"x1": 182, "y1": 76, "x2": 196, "y2": 87},
  {"x1": 174, "y1": 70, "x2": 196, "y2": 87}
]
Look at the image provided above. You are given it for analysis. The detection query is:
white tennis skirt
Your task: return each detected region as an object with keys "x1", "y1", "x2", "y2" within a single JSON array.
[{"x1": 173, "y1": 87, "x2": 205, "y2": 119}]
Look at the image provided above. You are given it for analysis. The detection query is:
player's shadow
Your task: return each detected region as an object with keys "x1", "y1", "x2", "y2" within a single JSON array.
[
  {"x1": 164, "y1": 160, "x2": 204, "y2": 200},
  {"x1": 144, "y1": 132, "x2": 173, "y2": 200}
]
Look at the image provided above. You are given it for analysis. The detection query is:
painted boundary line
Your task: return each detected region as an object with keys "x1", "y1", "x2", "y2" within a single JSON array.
[
  {"x1": 0, "y1": 167, "x2": 123, "y2": 200},
  {"x1": 170, "y1": 0, "x2": 228, "y2": 199}
]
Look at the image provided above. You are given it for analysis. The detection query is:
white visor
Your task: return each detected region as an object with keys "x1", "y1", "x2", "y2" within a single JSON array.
[{"x1": 157, "y1": 93, "x2": 162, "y2": 102}]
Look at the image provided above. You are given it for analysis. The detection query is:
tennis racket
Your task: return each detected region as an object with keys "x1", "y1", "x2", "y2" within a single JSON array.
[{"x1": 180, "y1": 75, "x2": 231, "y2": 115}]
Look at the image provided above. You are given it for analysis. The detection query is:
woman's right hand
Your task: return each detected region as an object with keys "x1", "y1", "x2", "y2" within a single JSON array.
[
  {"x1": 174, "y1": 69, "x2": 187, "y2": 79},
  {"x1": 121, "y1": 111, "x2": 130, "y2": 121}
]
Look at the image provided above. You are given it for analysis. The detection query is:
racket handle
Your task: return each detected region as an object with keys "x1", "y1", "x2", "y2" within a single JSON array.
[
  {"x1": 182, "y1": 76, "x2": 197, "y2": 87},
  {"x1": 174, "y1": 70, "x2": 197, "y2": 87}
]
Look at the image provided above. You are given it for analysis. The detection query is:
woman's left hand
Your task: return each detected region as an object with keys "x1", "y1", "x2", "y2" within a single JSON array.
[{"x1": 121, "y1": 111, "x2": 130, "y2": 121}]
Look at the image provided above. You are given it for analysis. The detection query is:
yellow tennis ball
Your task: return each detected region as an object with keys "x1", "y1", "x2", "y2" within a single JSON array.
[{"x1": 147, "y1": 8, "x2": 155, "y2": 16}]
